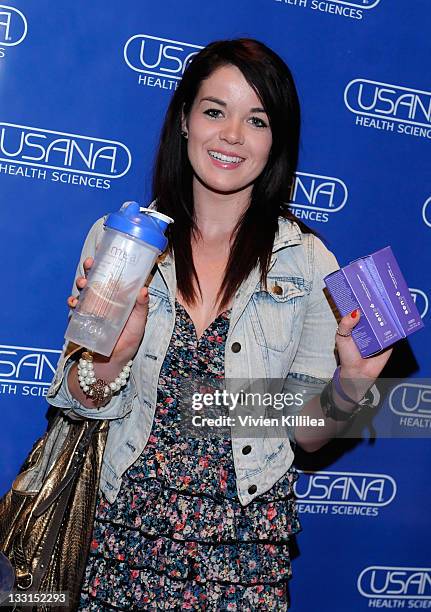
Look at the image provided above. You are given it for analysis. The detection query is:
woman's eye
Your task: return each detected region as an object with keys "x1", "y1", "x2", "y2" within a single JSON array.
[
  {"x1": 203, "y1": 108, "x2": 223, "y2": 119},
  {"x1": 249, "y1": 116, "x2": 268, "y2": 128}
]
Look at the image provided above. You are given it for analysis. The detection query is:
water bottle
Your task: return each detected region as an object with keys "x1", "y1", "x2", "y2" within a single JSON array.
[{"x1": 65, "y1": 201, "x2": 173, "y2": 356}]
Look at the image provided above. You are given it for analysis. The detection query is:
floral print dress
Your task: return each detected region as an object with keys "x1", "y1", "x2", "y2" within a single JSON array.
[{"x1": 78, "y1": 301, "x2": 301, "y2": 611}]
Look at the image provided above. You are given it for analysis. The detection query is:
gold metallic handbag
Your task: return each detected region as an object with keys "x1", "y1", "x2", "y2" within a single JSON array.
[{"x1": 0, "y1": 413, "x2": 108, "y2": 611}]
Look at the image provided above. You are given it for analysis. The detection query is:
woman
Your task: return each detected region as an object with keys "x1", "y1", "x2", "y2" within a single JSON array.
[{"x1": 48, "y1": 39, "x2": 391, "y2": 610}]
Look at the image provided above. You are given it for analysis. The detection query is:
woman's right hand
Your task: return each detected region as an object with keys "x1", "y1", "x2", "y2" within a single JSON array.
[{"x1": 67, "y1": 256, "x2": 149, "y2": 405}]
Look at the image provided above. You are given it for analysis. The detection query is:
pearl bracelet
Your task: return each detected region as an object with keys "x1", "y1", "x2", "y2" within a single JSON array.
[{"x1": 77, "y1": 351, "x2": 133, "y2": 405}]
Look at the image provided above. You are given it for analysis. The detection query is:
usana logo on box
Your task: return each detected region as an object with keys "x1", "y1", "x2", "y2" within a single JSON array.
[
  {"x1": 288, "y1": 172, "x2": 348, "y2": 223},
  {"x1": 0, "y1": 122, "x2": 132, "y2": 190},
  {"x1": 389, "y1": 382, "x2": 431, "y2": 430},
  {"x1": 0, "y1": 344, "x2": 61, "y2": 398},
  {"x1": 293, "y1": 470, "x2": 396, "y2": 517},
  {"x1": 357, "y1": 566, "x2": 431, "y2": 606},
  {"x1": 0, "y1": 4, "x2": 27, "y2": 57},
  {"x1": 422, "y1": 196, "x2": 431, "y2": 228},
  {"x1": 344, "y1": 79, "x2": 431, "y2": 141},
  {"x1": 124, "y1": 34, "x2": 203, "y2": 91},
  {"x1": 274, "y1": 0, "x2": 381, "y2": 21}
]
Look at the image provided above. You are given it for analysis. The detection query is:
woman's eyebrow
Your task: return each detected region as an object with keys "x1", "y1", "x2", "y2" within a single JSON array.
[
  {"x1": 200, "y1": 96, "x2": 266, "y2": 113},
  {"x1": 200, "y1": 96, "x2": 226, "y2": 106}
]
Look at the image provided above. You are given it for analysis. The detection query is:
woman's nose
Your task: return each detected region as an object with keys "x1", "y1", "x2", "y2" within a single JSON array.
[{"x1": 220, "y1": 118, "x2": 244, "y2": 145}]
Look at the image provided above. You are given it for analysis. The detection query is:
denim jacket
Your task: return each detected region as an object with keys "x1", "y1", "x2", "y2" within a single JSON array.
[{"x1": 45, "y1": 214, "x2": 339, "y2": 507}]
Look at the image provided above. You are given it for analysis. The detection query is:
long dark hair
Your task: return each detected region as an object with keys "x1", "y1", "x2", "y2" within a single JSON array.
[{"x1": 152, "y1": 38, "x2": 313, "y2": 309}]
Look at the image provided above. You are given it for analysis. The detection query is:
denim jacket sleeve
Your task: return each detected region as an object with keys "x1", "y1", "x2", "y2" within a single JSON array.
[
  {"x1": 280, "y1": 235, "x2": 339, "y2": 441},
  {"x1": 288, "y1": 234, "x2": 339, "y2": 381}
]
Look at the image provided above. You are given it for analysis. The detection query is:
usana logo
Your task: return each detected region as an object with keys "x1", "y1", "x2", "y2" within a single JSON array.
[
  {"x1": 0, "y1": 4, "x2": 27, "y2": 52},
  {"x1": 0, "y1": 344, "x2": 61, "y2": 398},
  {"x1": 409, "y1": 287, "x2": 429, "y2": 319},
  {"x1": 274, "y1": 0, "x2": 381, "y2": 21},
  {"x1": 388, "y1": 382, "x2": 431, "y2": 430},
  {"x1": 344, "y1": 79, "x2": 431, "y2": 140},
  {"x1": 288, "y1": 172, "x2": 348, "y2": 223},
  {"x1": 293, "y1": 470, "x2": 396, "y2": 517},
  {"x1": 0, "y1": 122, "x2": 132, "y2": 190},
  {"x1": 357, "y1": 566, "x2": 431, "y2": 604},
  {"x1": 124, "y1": 34, "x2": 203, "y2": 90},
  {"x1": 422, "y1": 196, "x2": 431, "y2": 228}
]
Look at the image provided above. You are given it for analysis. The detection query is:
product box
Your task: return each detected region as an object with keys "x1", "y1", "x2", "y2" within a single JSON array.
[{"x1": 324, "y1": 246, "x2": 424, "y2": 357}]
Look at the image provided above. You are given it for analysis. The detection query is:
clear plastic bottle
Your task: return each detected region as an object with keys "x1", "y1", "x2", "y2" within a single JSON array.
[{"x1": 65, "y1": 201, "x2": 173, "y2": 356}]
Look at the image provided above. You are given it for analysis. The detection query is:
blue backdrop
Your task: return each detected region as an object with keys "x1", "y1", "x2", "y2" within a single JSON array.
[{"x1": 1, "y1": 1, "x2": 430, "y2": 609}]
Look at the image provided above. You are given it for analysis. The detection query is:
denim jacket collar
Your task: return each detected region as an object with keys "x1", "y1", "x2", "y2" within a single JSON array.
[{"x1": 272, "y1": 217, "x2": 303, "y2": 252}]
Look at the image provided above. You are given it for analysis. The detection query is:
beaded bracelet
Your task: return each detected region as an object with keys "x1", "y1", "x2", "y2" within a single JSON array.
[{"x1": 77, "y1": 351, "x2": 132, "y2": 406}]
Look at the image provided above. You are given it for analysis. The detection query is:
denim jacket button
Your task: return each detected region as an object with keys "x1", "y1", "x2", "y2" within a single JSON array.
[
  {"x1": 248, "y1": 484, "x2": 257, "y2": 495},
  {"x1": 272, "y1": 284, "x2": 283, "y2": 295},
  {"x1": 242, "y1": 445, "x2": 252, "y2": 455},
  {"x1": 231, "y1": 342, "x2": 241, "y2": 353}
]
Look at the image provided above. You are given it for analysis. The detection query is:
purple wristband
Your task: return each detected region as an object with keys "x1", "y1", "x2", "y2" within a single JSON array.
[{"x1": 333, "y1": 366, "x2": 357, "y2": 404}]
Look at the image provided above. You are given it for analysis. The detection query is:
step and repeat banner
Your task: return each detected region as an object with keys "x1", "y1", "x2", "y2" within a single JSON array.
[{"x1": 1, "y1": 1, "x2": 430, "y2": 609}]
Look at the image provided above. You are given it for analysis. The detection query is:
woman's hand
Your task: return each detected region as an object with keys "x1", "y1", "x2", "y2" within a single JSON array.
[
  {"x1": 294, "y1": 309, "x2": 393, "y2": 452},
  {"x1": 67, "y1": 257, "x2": 149, "y2": 406},
  {"x1": 335, "y1": 308, "x2": 392, "y2": 402}
]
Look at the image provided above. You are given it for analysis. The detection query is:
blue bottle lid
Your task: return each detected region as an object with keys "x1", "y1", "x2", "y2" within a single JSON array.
[{"x1": 104, "y1": 201, "x2": 173, "y2": 252}]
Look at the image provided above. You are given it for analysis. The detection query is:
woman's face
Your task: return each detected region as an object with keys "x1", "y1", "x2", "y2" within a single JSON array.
[{"x1": 183, "y1": 64, "x2": 272, "y2": 198}]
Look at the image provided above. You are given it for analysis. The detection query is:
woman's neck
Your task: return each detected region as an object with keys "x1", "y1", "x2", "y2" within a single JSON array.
[{"x1": 192, "y1": 179, "x2": 251, "y2": 241}]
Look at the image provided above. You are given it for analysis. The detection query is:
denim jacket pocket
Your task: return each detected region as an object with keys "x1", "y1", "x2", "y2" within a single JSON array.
[{"x1": 250, "y1": 277, "x2": 309, "y2": 352}]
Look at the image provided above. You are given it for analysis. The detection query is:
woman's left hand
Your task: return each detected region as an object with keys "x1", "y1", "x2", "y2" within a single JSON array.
[{"x1": 335, "y1": 308, "x2": 393, "y2": 401}]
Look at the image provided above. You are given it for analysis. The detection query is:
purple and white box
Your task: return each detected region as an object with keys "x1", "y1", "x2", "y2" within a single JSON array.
[{"x1": 324, "y1": 246, "x2": 424, "y2": 357}]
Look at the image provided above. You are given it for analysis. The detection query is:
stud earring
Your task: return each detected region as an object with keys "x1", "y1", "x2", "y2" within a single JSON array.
[{"x1": 181, "y1": 130, "x2": 188, "y2": 139}]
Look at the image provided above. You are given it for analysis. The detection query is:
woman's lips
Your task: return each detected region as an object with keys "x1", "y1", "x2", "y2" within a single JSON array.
[{"x1": 208, "y1": 149, "x2": 245, "y2": 169}]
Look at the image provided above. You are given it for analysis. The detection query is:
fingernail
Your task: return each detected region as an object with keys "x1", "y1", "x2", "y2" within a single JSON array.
[{"x1": 351, "y1": 309, "x2": 359, "y2": 319}]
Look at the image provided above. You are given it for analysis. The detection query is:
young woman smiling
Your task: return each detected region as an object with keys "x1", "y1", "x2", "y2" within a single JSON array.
[{"x1": 48, "y1": 38, "x2": 392, "y2": 610}]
